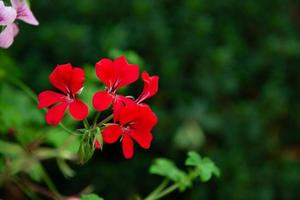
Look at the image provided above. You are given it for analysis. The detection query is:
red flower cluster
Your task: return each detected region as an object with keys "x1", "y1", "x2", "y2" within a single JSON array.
[{"x1": 38, "y1": 56, "x2": 159, "y2": 159}]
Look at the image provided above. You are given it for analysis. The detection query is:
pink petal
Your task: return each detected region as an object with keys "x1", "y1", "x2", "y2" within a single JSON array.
[
  {"x1": 0, "y1": 23, "x2": 18, "y2": 48},
  {"x1": 92, "y1": 91, "x2": 113, "y2": 111},
  {"x1": 49, "y1": 64, "x2": 73, "y2": 94},
  {"x1": 37, "y1": 90, "x2": 65, "y2": 108},
  {"x1": 45, "y1": 102, "x2": 68, "y2": 125},
  {"x1": 11, "y1": 0, "x2": 39, "y2": 25},
  {"x1": 69, "y1": 99, "x2": 88, "y2": 120},
  {"x1": 122, "y1": 134, "x2": 134, "y2": 159},
  {"x1": 70, "y1": 67, "x2": 85, "y2": 94},
  {"x1": 0, "y1": 1, "x2": 17, "y2": 26},
  {"x1": 102, "y1": 124, "x2": 122, "y2": 144},
  {"x1": 136, "y1": 72, "x2": 159, "y2": 103}
]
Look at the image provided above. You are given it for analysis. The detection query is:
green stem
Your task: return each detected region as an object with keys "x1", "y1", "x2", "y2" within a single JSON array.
[
  {"x1": 144, "y1": 179, "x2": 169, "y2": 200},
  {"x1": 93, "y1": 112, "x2": 101, "y2": 127},
  {"x1": 83, "y1": 119, "x2": 90, "y2": 129},
  {"x1": 40, "y1": 168, "x2": 64, "y2": 200},
  {"x1": 8, "y1": 77, "x2": 38, "y2": 103},
  {"x1": 14, "y1": 179, "x2": 42, "y2": 200},
  {"x1": 97, "y1": 114, "x2": 113, "y2": 127},
  {"x1": 144, "y1": 169, "x2": 200, "y2": 200},
  {"x1": 150, "y1": 184, "x2": 179, "y2": 200}
]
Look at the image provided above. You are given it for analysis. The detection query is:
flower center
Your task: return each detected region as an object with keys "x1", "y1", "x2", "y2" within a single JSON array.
[{"x1": 65, "y1": 93, "x2": 75, "y2": 103}]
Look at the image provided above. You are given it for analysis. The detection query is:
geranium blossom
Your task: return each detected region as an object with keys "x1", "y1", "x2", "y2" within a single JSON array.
[
  {"x1": 11, "y1": 0, "x2": 39, "y2": 25},
  {"x1": 0, "y1": 0, "x2": 38, "y2": 48},
  {"x1": 92, "y1": 56, "x2": 139, "y2": 111},
  {"x1": 102, "y1": 100, "x2": 157, "y2": 159},
  {"x1": 0, "y1": 1, "x2": 17, "y2": 26},
  {"x1": 38, "y1": 64, "x2": 88, "y2": 125},
  {"x1": 136, "y1": 72, "x2": 159, "y2": 104}
]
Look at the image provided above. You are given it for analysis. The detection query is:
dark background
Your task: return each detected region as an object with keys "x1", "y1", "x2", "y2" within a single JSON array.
[{"x1": 1, "y1": 0, "x2": 300, "y2": 199}]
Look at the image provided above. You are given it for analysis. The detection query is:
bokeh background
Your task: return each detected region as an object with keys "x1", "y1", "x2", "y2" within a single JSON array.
[{"x1": 1, "y1": 0, "x2": 300, "y2": 199}]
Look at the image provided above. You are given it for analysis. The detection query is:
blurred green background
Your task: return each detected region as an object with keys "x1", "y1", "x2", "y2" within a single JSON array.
[{"x1": 1, "y1": 0, "x2": 300, "y2": 199}]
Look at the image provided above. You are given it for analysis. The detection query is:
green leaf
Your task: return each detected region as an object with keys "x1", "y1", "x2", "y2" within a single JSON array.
[
  {"x1": 78, "y1": 131, "x2": 95, "y2": 164},
  {"x1": 0, "y1": 140, "x2": 24, "y2": 157},
  {"x1": 57, "y1": 159, "x2": 75, "y2": 178},
  {"x1": 94, "y1": 127, "x2": 103, "y2": 150},
  {"x1": 150, "y1": 158, "x2": 191, "y2": 191},
  {"x1": 81, "y1": 193, "x2": 104, "y2": 200},
  {"x1": 28, "y1": 161, "x2": 43, "y2": 182},
  {"x1": 185, "y1": 151, "x2": 220, "y2": 182}
]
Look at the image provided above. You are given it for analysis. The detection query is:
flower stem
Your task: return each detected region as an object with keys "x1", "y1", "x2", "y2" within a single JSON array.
[
  {"x1": 151, "y1": 184, "x2": 179, "y2": 200},
  {"x1": 144, "y1": 179, "x2": 169, "y2": 200},
  {"x1": 93, "y1": 112, "x2": 101, "y2": 127},
  {"x1": 97, "y1": 114, "x2": 113, "y2": 127},
  {"x1": 143, "y1": 168, "x2": 200, "y2": 200},
  {"x1": 7, "y1": 77, "x2": 38, "y2": 103},
  {"x1": 83, "y1": 119, "x2": 90, "y2": 129},
  {"x1": 40, "y1": 168, "x2": 65, "y2": 200}
]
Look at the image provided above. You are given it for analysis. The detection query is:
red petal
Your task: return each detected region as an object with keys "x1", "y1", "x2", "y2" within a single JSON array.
[
  {"x1": 95, "y1": 56, "x2": 139, "y2": 91},
  {"x1": 102, "y1": 124, "x2": 122, "y2": 143},
  {"x1": 112, "y1": 95, "x2": 129, "y2": 122},
  {"x1": 136, "y1": 72, "x2": 159, "y2": 103},
  {"x1": 38, "y1": 90, "x2": 65, "y2": 108},
  {"x1": 45, "y1": 102, "x2": 68, "y2": 125},
  {"x1": 94, "y1": 140, "x2": 101, "y2": 149},
  {"x1": 117, "y1": 100, "x2": 157, "y2": 129},
  {"x1": 95, "y1": 58, "x2": 115, "y2": 87},
  {"x1": 49, "y1": 64, "x2": 73, "y2": 94},
  {"x1": 114, "y1": 56, "x2": 139, "y2": 89},
  {"x1": 92, "y1": 91, "x2": 112, "y2": 111},
  {"x1": 69, "y1": 99, "x2": 88, "y2": 120},
  {"x1": 70, "y1": 67, "x2": 85, "y2": 94},
  {"x1": 122, "y1": 134, "x2": 134, "y2": 159},
  {"x1": 131, "y1": 131, "x2": 153, "y2": 149}
]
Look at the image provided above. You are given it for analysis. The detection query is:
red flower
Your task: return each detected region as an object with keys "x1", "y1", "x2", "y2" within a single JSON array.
[
  {"x1": 92, "y1": 56, "x2": 139, "y2": 111},
  {"x1": 38, "y1": 64, "x2": 88, "y2": 125},
  {"x1": 102, "y1": 100, "x2": 157, "y2": 159},
  {"x1": 136, "y1": 72, "x2": 159, "y2": 104}
]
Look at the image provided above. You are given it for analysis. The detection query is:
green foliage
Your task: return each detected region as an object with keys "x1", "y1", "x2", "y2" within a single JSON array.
[
  {"x1": 185, "y1": 151, "x2": 220, "y2": 182},
  {"x1": 150, "y1": 158, "x2": 191, "y2": 191},
  {"x1": 78, "y1": 128, "x2": 101, "y2": 164},
  {"x1": 78, "y1": 134, "x2": 95, "y2": 165},
  {"x1": 81, "y1": 193, "x2": 104, "y2": 200},
  {"x1": 150, "y1": 152, "x2": 219, "y2": 192},
  {"x1": 1, "y1": 0, "x2": 300, "y2": 199}
]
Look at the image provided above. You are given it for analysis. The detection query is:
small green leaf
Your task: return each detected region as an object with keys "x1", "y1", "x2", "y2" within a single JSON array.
[
  {"x1": 185, "y1": 151, "x2": 220, "y2": 182},
  {"x1": 81, "y1": 193, "x2": 104, "y2": 200},
  {"x1": 94, "y1": 127, "x2": 103, "y2": 150},
  {"x1": 0, "y1": 141, "x2": 23, "y2": 157},
  {"x1": 78, "y1": 131, "x2": 95, "y2": 164},
  {"x1": 150, "y1": 158, "x2": 191, "y2": 191},
  {"x1": 185, "y1": 151, "x2": 203, "y2": 166}
]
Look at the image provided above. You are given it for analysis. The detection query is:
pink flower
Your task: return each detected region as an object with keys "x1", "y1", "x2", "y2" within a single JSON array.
[
  {"x1": 0, "y1": 0, "x2": 38, "y2": 48},
  {"x1": 0, "y1": 1, "x2": 17, "y2": 26},
  {"x1": 11, "y1": 0, "x2": 39, "y2": 25}
]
